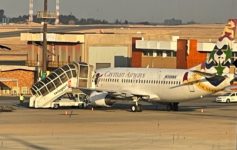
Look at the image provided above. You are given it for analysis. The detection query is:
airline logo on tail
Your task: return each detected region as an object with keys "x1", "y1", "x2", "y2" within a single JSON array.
[{"x1": 205, "y1": 19, "x2": 237, "y2": 76}]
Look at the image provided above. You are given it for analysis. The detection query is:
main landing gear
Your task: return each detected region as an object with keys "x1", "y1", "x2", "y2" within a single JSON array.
[
  {"x1": 166, "y1": 102, "x2": 179, "y2": 111},
  {"x1": 130, "y1": 97, "x2": 142, "y2": 112}
]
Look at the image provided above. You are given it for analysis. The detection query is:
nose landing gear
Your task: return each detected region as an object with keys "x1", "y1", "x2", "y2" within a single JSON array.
[{"x1": 130, "y1": 97, "x2": 143, "y2": 112}]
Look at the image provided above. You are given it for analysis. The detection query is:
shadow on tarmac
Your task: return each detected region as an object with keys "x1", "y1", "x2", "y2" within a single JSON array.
[
  {"x1": 1, "y1": 96, "x2": 236, "y2": 113},
  {"x1": 2, "y1": 135, "x2": 49, "y2": 150}
]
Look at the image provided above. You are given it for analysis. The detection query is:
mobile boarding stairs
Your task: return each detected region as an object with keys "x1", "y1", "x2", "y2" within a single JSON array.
[{"x1": 29, "y1": 62, "x2": 93, "y2": 108}]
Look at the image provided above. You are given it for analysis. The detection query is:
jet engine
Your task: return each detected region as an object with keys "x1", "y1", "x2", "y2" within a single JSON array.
[{"x1": 89, "y1": 91, "x2": 115, "y2": 107}]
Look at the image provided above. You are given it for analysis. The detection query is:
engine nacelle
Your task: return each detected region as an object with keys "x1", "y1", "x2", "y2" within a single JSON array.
[{"x1": 89, "y1": 91, "x2": 115, "y2": 107}]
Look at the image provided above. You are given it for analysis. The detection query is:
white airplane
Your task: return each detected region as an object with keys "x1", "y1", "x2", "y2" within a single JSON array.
[{"x1": 81, "y1": 19, "x2": 237, "y2": 112}]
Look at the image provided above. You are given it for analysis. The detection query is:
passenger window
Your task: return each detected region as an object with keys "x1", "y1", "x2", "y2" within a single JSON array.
[{"x1": 231, "y1": 93, "x2": 235, "y2": 96}]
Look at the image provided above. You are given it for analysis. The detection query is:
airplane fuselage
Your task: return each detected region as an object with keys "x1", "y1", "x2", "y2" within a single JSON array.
[{"x1": 94, "y1": 67, "x2": 233, "y2": 103}]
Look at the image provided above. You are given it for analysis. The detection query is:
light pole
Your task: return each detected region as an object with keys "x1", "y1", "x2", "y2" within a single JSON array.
[{"x1": 42, "y1": 0, "x2": 48, "y2": 79}]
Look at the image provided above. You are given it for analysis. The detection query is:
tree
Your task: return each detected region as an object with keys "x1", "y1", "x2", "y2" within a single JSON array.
[
  {"x1": 0, "y1": 9, "x2": 5, "y2": 20},
  {"x1": 124, "y1": 20, "x2": 129, "y2": 24},
  {"x1": 0, "y1": 9, "x2": 4, "y2": 17},
  {"x1": 115, "y1": 19, "x2": 121, "y2": 24}
]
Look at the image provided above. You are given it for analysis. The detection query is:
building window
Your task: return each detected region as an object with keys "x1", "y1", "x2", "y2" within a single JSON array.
[
  {"x1": 143, "y1": 50, "x2": 153, "y2": 56},
  {"x1": 156, "y1": 51, "x2": 163, "y2": 56},
  {"x1": 12, "y1": 87, "x2": 19, "y2": 95},
  {"x1": 21, "y1": 87, "x2": 29, "y2": 95},
  {"x1": 143, "y1": 50, "x2": 176, "y2": 57},
  {"x1": 173, "y1": 52, "x2": 176, "y2": 57},
  {"x1": 166, "y1": 51, "x2": 172, "y2": 57}
]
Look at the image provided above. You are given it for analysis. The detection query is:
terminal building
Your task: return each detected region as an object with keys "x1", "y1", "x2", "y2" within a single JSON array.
[
  {"x1": 20, "y1": 32, "x2": 136, "y2": 69},
  {"x1": 20, "y1": 32, "x2": 237, "y2": 70}
]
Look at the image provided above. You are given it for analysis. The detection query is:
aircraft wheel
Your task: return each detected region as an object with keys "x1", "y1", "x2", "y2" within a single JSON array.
[
  {"x1": 131, "y1": 105, "x2": 137, "y2": 112},
  {"x1": 54, "y1": 104, "x2": 59, "y2": 109}
]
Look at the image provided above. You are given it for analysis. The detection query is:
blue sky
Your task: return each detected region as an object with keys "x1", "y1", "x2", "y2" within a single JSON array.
[{"x1": 1, "y1": 0, "x2": 237, "y2": 23}]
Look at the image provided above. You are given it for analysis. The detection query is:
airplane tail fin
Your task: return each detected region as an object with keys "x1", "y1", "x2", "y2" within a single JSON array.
[{"x1": 204, "y1": 19, "x2": 237, "y2": 76}]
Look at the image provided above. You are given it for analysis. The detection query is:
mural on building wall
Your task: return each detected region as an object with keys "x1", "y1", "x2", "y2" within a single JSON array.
[
  {"x1": 204, "y1": 19, "x2": 237, "y2": 76},
  {"x1": 191, "y1": 19, "x2": 237, "y2": 88}
]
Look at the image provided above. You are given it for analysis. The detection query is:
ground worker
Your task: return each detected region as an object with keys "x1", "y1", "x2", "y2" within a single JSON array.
[{"x1": 19, "y1": 94, "x2": 24, "y2": 105}]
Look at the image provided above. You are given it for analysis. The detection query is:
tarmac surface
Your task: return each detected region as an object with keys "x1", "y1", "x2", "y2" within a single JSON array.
[{"x1": 0, "y1": 96, "x2": 237, "y2": 150}]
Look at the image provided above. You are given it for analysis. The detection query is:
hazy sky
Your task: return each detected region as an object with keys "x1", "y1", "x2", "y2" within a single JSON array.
[{"x1": 1, "y1": 0, "x2": 237, "y2": 23}]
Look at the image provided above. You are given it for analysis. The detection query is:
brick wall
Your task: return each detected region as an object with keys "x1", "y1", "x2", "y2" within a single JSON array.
[
  {"x1": 187, "y1": 39, "x2": 207, "y2": 68},
  {"x1": 0, "y1": 70, "x2": 35, "y2": 95},
  {"x1": 142, "y1": 56, "x2": 176, "y2": 68}
]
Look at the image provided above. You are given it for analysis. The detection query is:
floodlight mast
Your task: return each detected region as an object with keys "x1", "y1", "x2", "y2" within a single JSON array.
[
  {"x1": 42, "y1": 0, "x2": 48, "y2": 76},
  {"x1": 37, "y1": 0, "x2": 56, "y2": 79}
]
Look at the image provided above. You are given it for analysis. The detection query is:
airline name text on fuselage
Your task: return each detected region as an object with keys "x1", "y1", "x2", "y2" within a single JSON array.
[{"x1": 104, "y1": 72, "x2": 145, "y2": 79}]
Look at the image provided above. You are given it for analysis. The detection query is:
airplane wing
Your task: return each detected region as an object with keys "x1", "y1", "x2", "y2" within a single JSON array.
[
  {"x1": 78, "y1": 87, "x2": 151, "y2": 99},
  {"x1": 79, "y1": 87, "x2": 118, "y2": 95}
]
